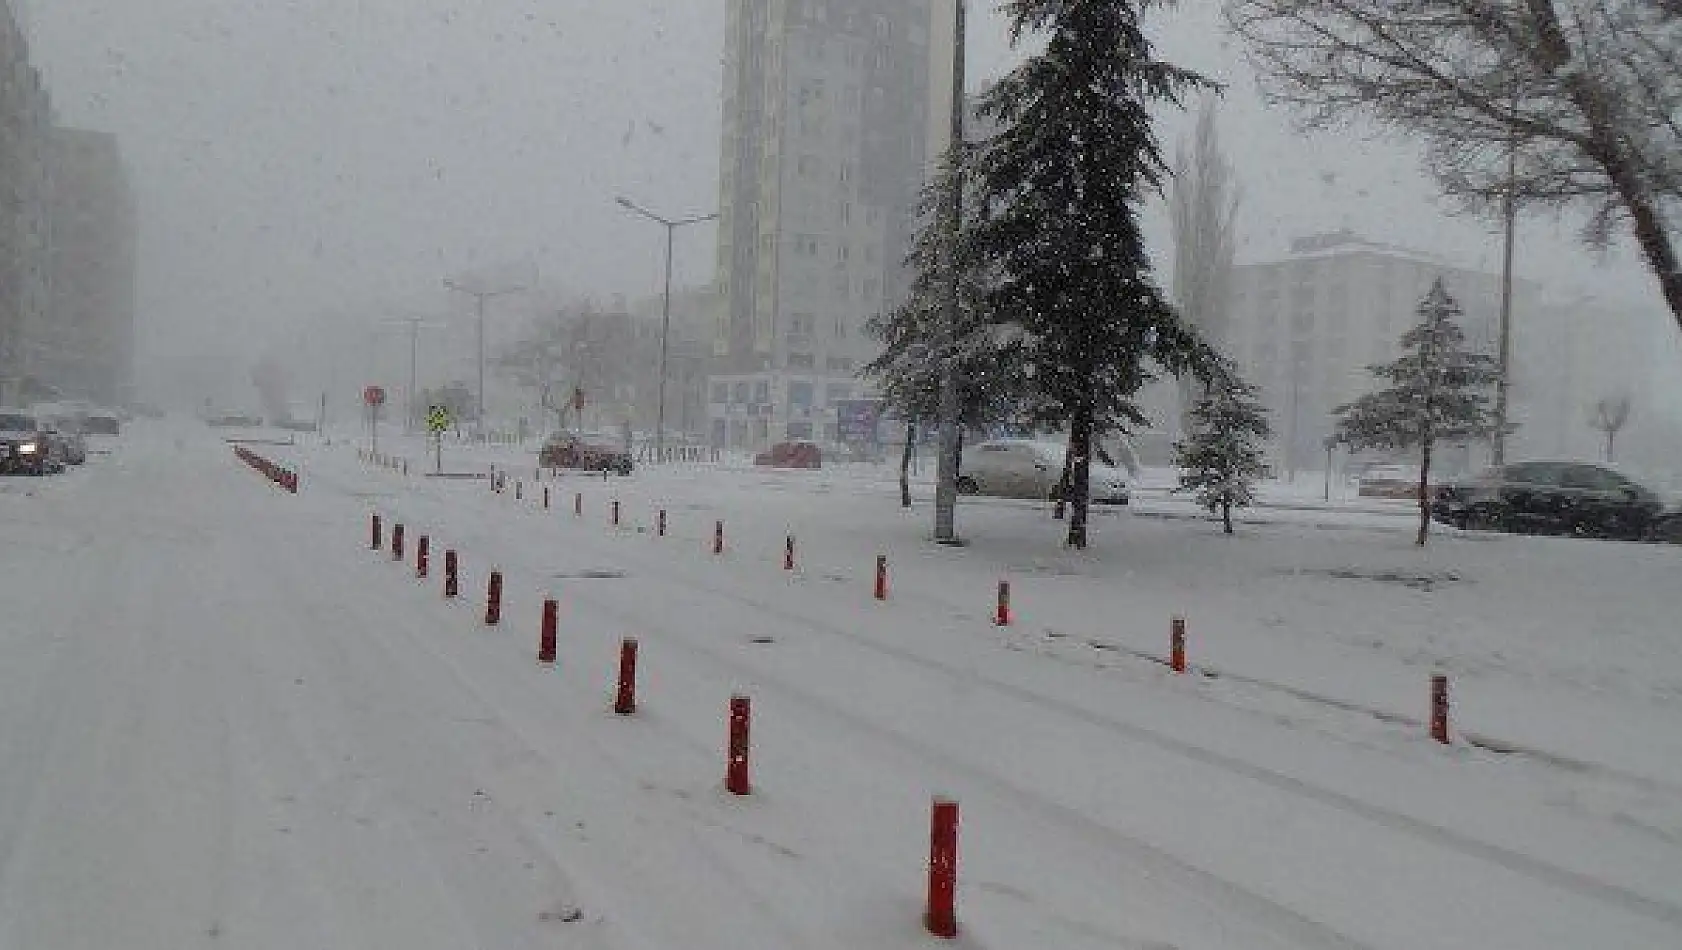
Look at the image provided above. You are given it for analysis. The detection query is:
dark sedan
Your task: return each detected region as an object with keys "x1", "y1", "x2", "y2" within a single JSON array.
[
  {"x1": 1432, "y1": 460, "x2": 1682, "y2": 542},
  {"x1": 538, "y1": 432, "x2": 633, "y2": 475},
  {"x1": 0, "y1": 413, "x2": 66, "y2": 475}
]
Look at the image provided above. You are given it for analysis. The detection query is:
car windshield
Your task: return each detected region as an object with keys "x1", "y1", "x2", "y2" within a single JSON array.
[{"x1": 6, "y1": 3, "x2": 1682, "y2": 947}]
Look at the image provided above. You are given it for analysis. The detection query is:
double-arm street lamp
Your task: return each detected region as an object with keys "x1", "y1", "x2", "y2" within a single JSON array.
[
  {"x1": 615, "y1": 195, "x2": 718, "y2": 462},
  {"x1": 443, "y1": 278, "x2": 525, "y2": 439}
]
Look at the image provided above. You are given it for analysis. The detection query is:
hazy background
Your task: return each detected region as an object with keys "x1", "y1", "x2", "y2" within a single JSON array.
[{"x1": 21, "y1": 0, "x2": 1680, "y2": 411}]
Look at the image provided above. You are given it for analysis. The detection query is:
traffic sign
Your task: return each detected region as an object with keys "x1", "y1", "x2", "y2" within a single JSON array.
[
  {"x1": 426, "y1": 405, "x2": 451, "y2": 434},
  {"x1": 364, "y1": 385, "x2": 387, "y2": 407}
]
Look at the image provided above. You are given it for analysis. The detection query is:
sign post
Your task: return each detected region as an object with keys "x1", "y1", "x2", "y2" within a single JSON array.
[
  {"x1": 364, "y1": 385, "x2": 387, "y2": 455},
  {"x1": 426, "y1": 405, "x2": 451, "y2": 474}
]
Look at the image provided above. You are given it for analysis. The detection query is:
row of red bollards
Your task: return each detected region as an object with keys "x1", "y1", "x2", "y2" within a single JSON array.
[
  {"x1": 367, "y1": 507, "x2": 964, "y2": 937},
  {"x1": 233, "y1": 446, "x2": 299, "y2": 493},
  {"x1": 518, "y1": 489, "x2": 1464, "y2": 750}
]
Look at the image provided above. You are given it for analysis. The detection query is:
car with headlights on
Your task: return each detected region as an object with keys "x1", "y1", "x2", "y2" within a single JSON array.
[{"x1": 0, "y1": 412, "x2": 66, "y2": 475}]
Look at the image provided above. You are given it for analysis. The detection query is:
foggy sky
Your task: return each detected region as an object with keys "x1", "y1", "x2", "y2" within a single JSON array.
[{"x1": 22, "y1": 1, "x2": 1677, "y2": 408}]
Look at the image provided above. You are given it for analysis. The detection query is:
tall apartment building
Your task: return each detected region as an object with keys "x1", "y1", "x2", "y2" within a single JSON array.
[
  {"x1": 0, "y1": 0, "x2": 55, "y2": 403},
  {"x1": 45, "y1": 127, "x2": 137, "y2": 407},
  {"x1": 709, "y1": 0, "x2": 941, "y2": 449},
  {"x1": 1224, "y1": 231, "x2": 1553, "y2": 474}
]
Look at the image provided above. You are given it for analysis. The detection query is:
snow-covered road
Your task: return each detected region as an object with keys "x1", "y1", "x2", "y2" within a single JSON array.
[{"x1": 2, "y1": 421, "x2": 1680, "y2": 949}]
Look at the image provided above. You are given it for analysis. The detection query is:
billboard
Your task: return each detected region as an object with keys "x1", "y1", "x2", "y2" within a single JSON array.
[{"x1": 835, "y1": 399, "x2": 884, "y2": 444}]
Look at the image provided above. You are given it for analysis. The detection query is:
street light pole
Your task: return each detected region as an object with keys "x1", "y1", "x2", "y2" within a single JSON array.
[
  {"x1": 443, "y1": 279, "x2": 524, "y2": 440},
  {"x1": 933, "y1": 0, "x2": 968, "y2": 545},
  {"x1": 615, "y1": 196, "x2": 718, "y2": 462}
]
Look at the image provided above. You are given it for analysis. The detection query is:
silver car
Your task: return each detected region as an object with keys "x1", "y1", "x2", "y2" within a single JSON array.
[{"x1": 957, "y1": 439, "x2": 1131, "y2": 504}]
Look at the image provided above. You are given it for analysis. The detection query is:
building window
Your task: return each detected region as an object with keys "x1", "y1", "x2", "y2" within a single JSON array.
[
  {"x1": 788, "y1": 353, "x2": 816, "y2": 369},
  {"x1": 789, "y1": 382, "x2": 814, "y2": 409},
  {"x1": 826, "y1": 356, "x2": 854, "y2": 372},
  {"x1": 825, "y1": 384, "x2": 852, "y2": 403},
  {"x1": 790, "y1": 312, "x2": 815, "y2": 336},
  {"x1": 733, "y1": 382, "x2": 751, "y2": 403},
  {"x1": 711, "y1": 382, "x2": 729, "y2": 404}
]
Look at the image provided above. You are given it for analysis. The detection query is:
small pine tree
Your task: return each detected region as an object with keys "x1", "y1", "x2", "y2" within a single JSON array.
[
  {"x1": 1333, "y1": 278, "x2": 1501, "y2": 545},
  {"x1": 1175, "y1": 368, "x2": 1271, "y2": 534}
]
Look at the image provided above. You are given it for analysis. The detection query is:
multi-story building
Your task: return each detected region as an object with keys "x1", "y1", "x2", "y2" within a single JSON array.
[
  {"x1": 709, "y1": 0, "x2": 942, "y2": 449},
  {"x1": 1224, "y1": 230, "x2": 1548, "y2": 474},
  {"x1": 0, "y1": 0, "x2": 55, "y2": 403},
  {"x1": 44, "y1": 127, "x2": 137, "y2": 407}
]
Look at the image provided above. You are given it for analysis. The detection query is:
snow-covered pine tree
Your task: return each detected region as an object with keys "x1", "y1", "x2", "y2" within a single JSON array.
[
  {"x1": 1175, "y1": 365, "x2": 1271, "y2": 534},
  {"x1": 865, "y1": 144, "x2": 1044, "y2": 507},
  {"x1": 1332, "y1": 278, "x2": 1501, "y2": 545},
  {"x1": 969, "y1": 0, "x2": 1217, "y2": 549}
]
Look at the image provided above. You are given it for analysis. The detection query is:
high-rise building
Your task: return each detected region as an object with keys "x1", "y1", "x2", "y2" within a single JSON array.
[
  {"x1": 45, "y1": 127, "x2": 137, "y2": 407},
  {"x1": 709, "y1": 0, "x2": 941, "y2": 449},
  {"x1": 0, "y1": 0, "x2": 55, "y2": 403}
]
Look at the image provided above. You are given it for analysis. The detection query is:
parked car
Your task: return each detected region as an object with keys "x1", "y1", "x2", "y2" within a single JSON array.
[
  {"x1": 754, "y1": 440, "x2": 823, "y2": 469},
  {"x1": 1432, "y1": 460, "x2": 1682, "y2": 542},
  {"x1": 0, "y1": 412, "x2": 66, "y2": 475},
  {"x1": 1357, "y1": 464, "x2": 1432, "y2": 499},
  {"x1": 82, "y1": 413, "x2": 121, "y2": 436},
  {"x1": 539, "y1": 431, "x2": 633, "y2": 475},
  {"x1": 958, "y1": 439, "x2": 1130, "y2": 504}
]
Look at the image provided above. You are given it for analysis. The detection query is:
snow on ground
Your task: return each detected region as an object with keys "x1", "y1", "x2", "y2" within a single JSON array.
[{"x1": 2, "y1": 421, "x2": 1681, "y2": 949}]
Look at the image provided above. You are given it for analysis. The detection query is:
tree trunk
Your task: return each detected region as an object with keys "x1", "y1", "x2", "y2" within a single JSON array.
[
  {"x1": 1222, "y1": 498, "x2": 1234, "y2": 535},
  {"x1": 1416, "y1": 439, "x2": 1434, "y2": 547},
  {"x1": 1605, "y1": 428, "x2": 1617, "y2": 463},
  {"x1": 900, "y1": 420, "x2": 915, "y2": 508},
  {"x1": 1053, "y1": 430, "x2": 1075, "y2": 520},
  {"x1": 1066, "y1": 405, "x2": 1094, "y2": 549}
]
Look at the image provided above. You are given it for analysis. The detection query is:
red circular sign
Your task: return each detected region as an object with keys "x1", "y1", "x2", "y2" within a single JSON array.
[{"x1": 364, "y1": 385, "x2": 386, "y2": 407}]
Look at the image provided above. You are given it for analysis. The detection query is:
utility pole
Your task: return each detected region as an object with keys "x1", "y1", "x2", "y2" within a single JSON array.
[
  {"x1": 379, "y1": 316, "x2": 444, "y2": 435},
  {"x1": 615, "y1": 196, "x2": 718, "y2": 462},
  {"x1": 443, "y1": 279, "x2": 525, "y2": 441},
  {"x1": 1492, "y1": 87, "x2": 1522, "y2": 468},
  {"x1": 933, "y1": 0, "x2": 968, "y2": 545}
]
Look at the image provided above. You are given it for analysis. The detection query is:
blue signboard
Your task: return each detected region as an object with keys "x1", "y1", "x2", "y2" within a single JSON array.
[{"x1": 835, "y1": 399, "x2": 884, "y2": 444}]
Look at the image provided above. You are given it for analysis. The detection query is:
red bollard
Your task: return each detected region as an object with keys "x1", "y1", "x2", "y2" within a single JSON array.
[
  {"x1": 1170, "y1": 615, "x2": 1187, "y2": 674},
  {"x1": 416, "y1": 535, "x2": 429, "y2": 578},
  {"x1": 995, "y1": 580, "x2": 1012, "y2": 626},
  {"x1": 726, "y1": 694, "x2": 752, "y2": 795},
  {"x1": 539, "y1": 599, "x2": 558, "y2": 665},
  {"x1": 444, "y1": 550, "x2": 459, "y2": 598},
  {"x1": 371, "y1": 514, "x2": 382, "y2": 551},
  {"x1": 657, "y1": 508, "x2": 667, "y2": 537},
  {"x1": 1431, "y1": 673, "x2": 1451, "y2": 744},
  {"x1": 614, "y1": 638, "x2": 639, "y2": 715},
  {"x1": 485, "y1": 571, "x2": 503, "y2": 626},
  {"x1": 874, "y1": 555, "x2": 889, "y2": 601},
  {"x1": 574, "y1": 492, "x2": 583, "y2": 517},
  {"x1": 543, "y1": 486, "x2": 550, "y2": 510},
  {"x1": 612, "y1": 500, "x2": 621, "y2": 527},
  {"x1": 392, "y1": 524, "x2": 405, "y2": 561},
  {"x1": 784, "y1": 535, "x2": 796, "y2": 571},
  {"x1": 926, "y1": 797, "x2": 960, "y2": 938},
  {"x1": 713, "y1": 520, "x2": 725, "y2": 555}
]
